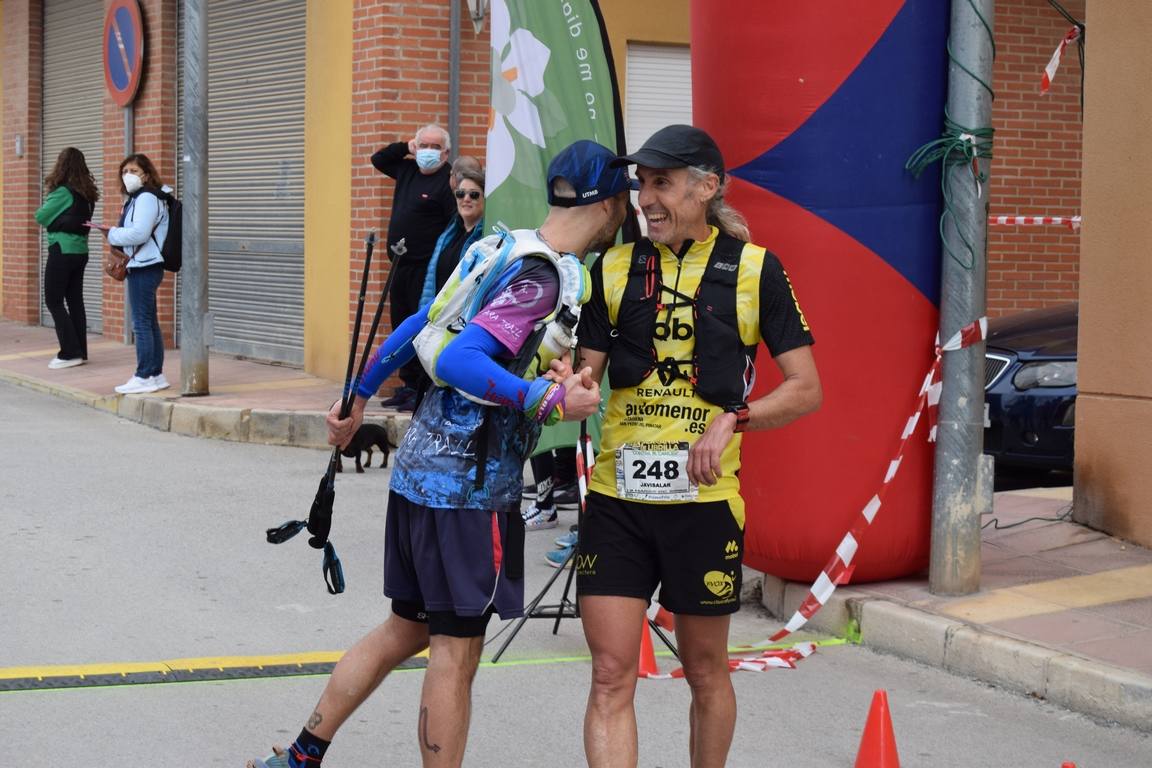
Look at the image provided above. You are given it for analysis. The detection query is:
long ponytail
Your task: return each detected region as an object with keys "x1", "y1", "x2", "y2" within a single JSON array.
[{"x1": 688, "y1": 166, "x2": 750, "y2": 242}]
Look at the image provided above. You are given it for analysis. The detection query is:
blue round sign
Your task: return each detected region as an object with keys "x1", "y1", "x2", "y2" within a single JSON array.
[{"x1": 103, "y1": 0, "x2": 145, "y2": 107}]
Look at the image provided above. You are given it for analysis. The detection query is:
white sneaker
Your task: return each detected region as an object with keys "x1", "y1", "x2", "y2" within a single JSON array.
[
  {"x1": 48, "y1": 357, "x2": 85, "y2": 369},
  {"x1": 115, "y1": 376, "x2": 160, "y2": 394},
  {"x1": 522, "y1": 502, "x2": 558, "y2": 531},
  {"x1": 150, "y1": 374, "x2": 170, "y2": 391}
]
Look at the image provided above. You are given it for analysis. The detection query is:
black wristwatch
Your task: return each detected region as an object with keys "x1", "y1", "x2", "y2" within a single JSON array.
[{"x1": 723, "y1": 403, "x2": 750, "y2": 433}]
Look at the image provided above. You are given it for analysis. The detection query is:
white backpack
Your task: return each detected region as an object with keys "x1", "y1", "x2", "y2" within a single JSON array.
[{"x1": 412, "y1": 228, "x2": 590, "y2": 405}]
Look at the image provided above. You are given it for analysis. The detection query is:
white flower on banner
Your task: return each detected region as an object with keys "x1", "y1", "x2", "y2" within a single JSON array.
[{"x1": 487, "y1": 0, "x2": 551, "y2": 193}]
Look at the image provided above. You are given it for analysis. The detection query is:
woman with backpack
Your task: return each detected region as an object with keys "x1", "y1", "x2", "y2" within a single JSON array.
[
  {"x1": 93, "y1": 153, "x2": 173, "y2": 395},
  {"x1": 35, "y1": 147, "x2": 99, "y2": 369}
]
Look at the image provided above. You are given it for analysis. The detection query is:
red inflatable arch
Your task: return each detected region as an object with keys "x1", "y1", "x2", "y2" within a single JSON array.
[{"x1": 690, "y1": 0, "x2": 950, "y2": 581}]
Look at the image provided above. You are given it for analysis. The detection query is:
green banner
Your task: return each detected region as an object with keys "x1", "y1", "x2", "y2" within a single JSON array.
[{"x1": 484, "y1": 0, "x2": 624, "y2": 233}]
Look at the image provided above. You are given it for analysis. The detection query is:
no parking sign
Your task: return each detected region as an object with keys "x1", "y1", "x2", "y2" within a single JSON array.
[{"x1": 103, "y1": 0, "x2": 145, "y2": 107}]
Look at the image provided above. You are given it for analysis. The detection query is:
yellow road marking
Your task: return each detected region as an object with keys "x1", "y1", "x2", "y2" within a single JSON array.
[
  {"x1": 0, "y1": 648, "x2": 433, "y2": 681},
  {"x1": 0, "y1": 637, "x2": 846, "y2": 685},
  {"x1": 940, "y1": 563, "x2": 1152, "y2": 623}
]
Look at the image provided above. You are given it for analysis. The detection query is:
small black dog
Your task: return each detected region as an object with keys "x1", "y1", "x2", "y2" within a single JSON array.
[{"x1": 337, "y1": 422, "x2": 394, "y2": 473}]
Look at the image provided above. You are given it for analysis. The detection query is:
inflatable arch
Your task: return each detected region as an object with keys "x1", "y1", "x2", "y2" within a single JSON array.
[{"x1": 691, "y1": 0, "x2": 949, "y2": 581}]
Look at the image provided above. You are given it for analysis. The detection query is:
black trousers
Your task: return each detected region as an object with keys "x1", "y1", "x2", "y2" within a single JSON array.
[
  {"x1": 388, "y1": 258, "x2": 430, "y2": 392},
  {"x1": 43, "y1": 244, "x2": 89, "y2": 360}
]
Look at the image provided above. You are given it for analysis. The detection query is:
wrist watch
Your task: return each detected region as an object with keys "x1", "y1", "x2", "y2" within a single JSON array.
[{"x1": 723, "y1": 403, "x2": 750, "y2": 433}]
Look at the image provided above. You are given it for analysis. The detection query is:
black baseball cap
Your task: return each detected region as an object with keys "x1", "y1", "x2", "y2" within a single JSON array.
[
  {"x1": 611, "y1": 124, "x2": 725, "y2": 181},
  {"x1": 547, "y1": 140, "x2": 632, "y2": 207}
]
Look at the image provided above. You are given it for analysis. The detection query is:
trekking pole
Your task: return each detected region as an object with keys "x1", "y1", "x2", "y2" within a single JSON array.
[{"x1": 265, "y1": 232, "x2": 380, "y2": 594}]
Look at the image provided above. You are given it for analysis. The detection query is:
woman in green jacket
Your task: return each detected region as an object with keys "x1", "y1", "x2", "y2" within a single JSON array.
[{"x1": 35, "y1": 147, "x2": 99, "y2": 369}]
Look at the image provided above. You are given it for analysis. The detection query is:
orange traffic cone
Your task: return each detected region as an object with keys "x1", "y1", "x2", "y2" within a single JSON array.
[
  {"x1": 637, "y1": 622, "x2": 659, "y2": 677},
  {"x1": 1061, "y1": 763, "x2": 1077, "y2": 767},
  {"x1": 854, "y1": 690, "x2": 900, "y2": 768},
  {"x1": 654, "y1": 605, "x2": 676, "y2": 632}
]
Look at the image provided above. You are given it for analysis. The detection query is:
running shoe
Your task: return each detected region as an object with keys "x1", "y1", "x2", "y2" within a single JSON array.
[
  {"x1": 545, "y1": 546, "x2": 573, "y2": 568},
  {"x1": 115, "y1": 375, "x2": 159, "y2": 394},
  {"x1": 522, "y1": 502, "x2": 558, "y2": 530},
  {"x1": 554, "y1": 529, "x2": 578, "y2": 548},
  {"x1": 553, "y1": 480, "x2": 580, "y2": 509}
]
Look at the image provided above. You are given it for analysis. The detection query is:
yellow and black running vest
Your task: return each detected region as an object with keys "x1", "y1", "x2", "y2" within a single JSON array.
[{"x1": 607, "y1": 233, "x2": 756, "y2": 408}]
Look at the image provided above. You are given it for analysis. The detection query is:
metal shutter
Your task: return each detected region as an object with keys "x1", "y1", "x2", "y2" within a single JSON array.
[
  {"x1": 625, "y1": 43, "x2": 693, "y2": 157},
  {"x1": 625, "y1": 44, "x2": 692, "y2": 235},
  {"x1": 190, "y1": 0, "x2": 307, "y2": 364},
  {"x1": 41, "y1": 0, "x2": 105, "y2": 332}
]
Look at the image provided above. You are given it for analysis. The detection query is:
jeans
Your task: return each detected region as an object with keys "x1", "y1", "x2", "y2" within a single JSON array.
[
  {"x1": 43, "y1": 244, "x2": 89, "y2": 360},
  {"x1": 126, "y1": 264, "x2": 164, "y2": 378}
]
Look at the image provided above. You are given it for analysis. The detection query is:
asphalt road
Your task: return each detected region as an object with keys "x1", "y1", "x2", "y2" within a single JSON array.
[{"x1": 3, "y1": 381, "x2": 1150, "y2": 767}]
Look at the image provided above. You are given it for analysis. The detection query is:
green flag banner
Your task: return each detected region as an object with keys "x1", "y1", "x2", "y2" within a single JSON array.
[{"x1": 484, "y1": 0, "x2": 625, "y2": 233}]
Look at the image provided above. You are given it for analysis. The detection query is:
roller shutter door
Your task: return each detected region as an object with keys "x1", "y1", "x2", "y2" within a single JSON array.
[
  {"x1": 183, "y1": 0, "x2": 306, "y2": 363},
  {"x1": 41, "y1": 0, "x2": 105, "y2": 332},
  {"x1": 625, "y1": 44, "x2": 692, "y2": 235},
  {"x1": 625, "y1": 43, "x2": 692, "y2": 157}
]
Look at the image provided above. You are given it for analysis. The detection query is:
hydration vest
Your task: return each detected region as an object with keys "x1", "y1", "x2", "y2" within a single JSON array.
[
  {"x1": 412, "y1": 227, "x2": 591, "y2": 405},
  {"x1": 607, "y1": 234, "x2": 756, "y2": 408}
]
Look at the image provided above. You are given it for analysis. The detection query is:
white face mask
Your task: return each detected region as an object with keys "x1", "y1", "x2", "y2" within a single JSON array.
[
  {"x1": 415, "y1": 149, "x2": 442, "y2": 171},
  {"x1": 123, "y1": 173, "x2": 144, "y2": 194}
]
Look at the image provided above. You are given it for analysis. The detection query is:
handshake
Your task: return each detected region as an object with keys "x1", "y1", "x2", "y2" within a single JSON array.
[{"x1": 526, "y1": 354, "x2": 600, "y2": 425}]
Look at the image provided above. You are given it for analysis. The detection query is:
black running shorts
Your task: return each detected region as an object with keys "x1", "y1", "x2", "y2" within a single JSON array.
[{"x1": 575, "y1": 492, "x2": 745, "y2": 615}]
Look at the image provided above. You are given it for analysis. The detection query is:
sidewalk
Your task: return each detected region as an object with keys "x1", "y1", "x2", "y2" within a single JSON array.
[
  {"x1": 3, "y1": 318, "x2": 1151, "y2": 732},
  {"x1": 764, "y1": 488, "x2": 1152, "y2": 732},
  {"x1": 0, "y1": 319, "x2": 411, "y2": 448}
]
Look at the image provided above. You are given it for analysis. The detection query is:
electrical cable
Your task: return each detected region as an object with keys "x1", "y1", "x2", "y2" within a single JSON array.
[
  {"x1": 905, "y1": 0, "x2": 996, "y2": 272},
  {"x1": 981, "y1": 501, "x2": 1072, "y2": 530}
]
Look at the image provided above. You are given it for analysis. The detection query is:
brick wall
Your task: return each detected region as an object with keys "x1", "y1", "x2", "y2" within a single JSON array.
[
  {"x1": 349, "y1": 0, "x2": 489, "y2": 392},
  {"x1": 988, "y1": 0, "x2": 1085, "y2": 315},
  {"x1": 1, "y1": 0, "x2": 43, "y2": 323},
  {"x1": 100, "y1": 0, "x2": 178, "y2": 344}
]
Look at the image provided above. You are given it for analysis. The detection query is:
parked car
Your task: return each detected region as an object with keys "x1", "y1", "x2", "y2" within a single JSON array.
[{"x1": 983, "y1": 303, "x2": 1078, "y2": 471}]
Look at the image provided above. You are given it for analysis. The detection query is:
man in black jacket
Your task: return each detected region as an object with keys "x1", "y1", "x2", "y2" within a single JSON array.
[{"x1": 371, "y1": 123, "x2": 457, "y2": 410}]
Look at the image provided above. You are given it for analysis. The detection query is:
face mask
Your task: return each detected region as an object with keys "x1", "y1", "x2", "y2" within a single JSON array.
[
  {"x1": 415, "y1": 149, "x2": 442, "y2": 171},
  {"x1": 123, "y1": 173, "x2": 143, "y2": 194}
]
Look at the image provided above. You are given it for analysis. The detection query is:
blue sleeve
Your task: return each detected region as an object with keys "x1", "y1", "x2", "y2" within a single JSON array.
[
  {"x1": 354, "y1": 304, "x2": 429, "y2": 398},
  {"x1": 436, "y1": 323, "x2": 532, "y2": 409}
]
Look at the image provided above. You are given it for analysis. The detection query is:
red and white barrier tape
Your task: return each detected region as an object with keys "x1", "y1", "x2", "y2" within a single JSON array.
[
  {"x1": 638, "y1": 642, "x2": 818, "y2": 680},
  {"x1": 988, "y1": 215, "x2": 1081, "y2": 232},
  {"x1": 576, "y1": 431, "x2": 595, "y2": 515},
  {"x1": 769, "y1": 318, "x2": 988, "y2": 642},
  {"x1": 1041, "y1": 26, "x2": 1080, "y2": 94}
]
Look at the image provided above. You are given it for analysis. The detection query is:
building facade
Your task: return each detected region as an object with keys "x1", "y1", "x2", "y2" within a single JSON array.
[{"x1": 2, "y1": 0, "x2": 1086, "y2": 369}]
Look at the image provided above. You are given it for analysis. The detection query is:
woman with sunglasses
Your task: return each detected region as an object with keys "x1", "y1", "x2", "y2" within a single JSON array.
[{"x1": 418, "y1": 165, "x2": 486, "y2": 308}]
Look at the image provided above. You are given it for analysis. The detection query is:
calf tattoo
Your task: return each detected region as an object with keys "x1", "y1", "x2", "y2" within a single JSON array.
[
  {"x1": 307, "y1": 711, "x2": 323, "y2": 730},
  {"x1": 419, "y1": 706, "x2": 442, "y2": 754}
]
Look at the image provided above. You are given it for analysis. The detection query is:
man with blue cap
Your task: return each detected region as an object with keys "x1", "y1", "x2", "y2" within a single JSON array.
[{"x1": 247, "y1": 139, "x2": 630, "y2": 768}]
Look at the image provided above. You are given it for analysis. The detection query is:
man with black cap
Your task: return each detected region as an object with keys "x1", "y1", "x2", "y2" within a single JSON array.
[
  {"x1": 246, "y1": 139, "x2": 630, "y2": 768},
  {"x1": 574, "y1": 124, "x2": 822, "y2": 767}
]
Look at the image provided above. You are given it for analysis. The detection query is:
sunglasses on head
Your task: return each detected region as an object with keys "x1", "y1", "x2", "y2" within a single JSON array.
[{"x1": 455, "y1": 189, "x2": 482, "y2": 200}]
